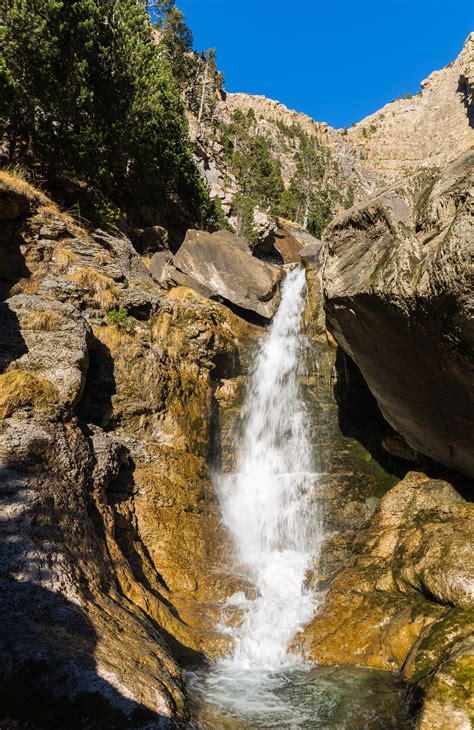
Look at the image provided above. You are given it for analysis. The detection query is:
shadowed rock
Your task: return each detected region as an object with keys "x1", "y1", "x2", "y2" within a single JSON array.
[{"x1": 323, "y1": 151, "x2": 474, "y2": 477}]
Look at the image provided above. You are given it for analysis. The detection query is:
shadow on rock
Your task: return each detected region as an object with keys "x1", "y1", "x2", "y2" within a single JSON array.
[
  {"x1": 0, "y1": 302, "x2": 28, "y2": 373},
  {"x1": 457, "y1": 74, "x2": 474, "y2": 128},
  {"x1": 75, "y1": 336, "x2": 116, "y2": 428},
  {"x1": 0, "y1": 469, "x2": 174, "y2": 729},
  {"x1": 333, "y1": 348, "x2": 415, "y2": 479}
]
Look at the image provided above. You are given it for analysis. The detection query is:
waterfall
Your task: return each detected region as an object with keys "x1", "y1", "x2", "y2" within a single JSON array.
[
  {"x1": 188, "y1": 267, "x2": 410, "y2": 728},
  {"x1": 216, "y1": 265, "x2": 319, "y2": 670}
]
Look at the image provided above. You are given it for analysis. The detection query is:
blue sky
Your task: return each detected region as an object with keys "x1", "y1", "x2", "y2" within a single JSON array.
[{"x1": 177, "y1": 0, "x2": 473, "y2": 128}]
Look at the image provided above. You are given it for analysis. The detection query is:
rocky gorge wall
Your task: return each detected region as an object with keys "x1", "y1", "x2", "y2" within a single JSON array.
[
  {"x1": 322, "y1": 151, "x2": 474, "y2": 476},
  {"x1": 0, "y1": 32, "x2": 473, "y2": 730},
  {"x1": 347, "y1": 33, "x2": 474, "y2": 190},
  {"x1": 0, "y1": 172, "x2": 270, "y2": 727}
]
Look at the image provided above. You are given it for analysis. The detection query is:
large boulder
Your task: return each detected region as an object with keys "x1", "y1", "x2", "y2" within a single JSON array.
[
  {"x1": 296, "y1": 471, "x2": 474, "y2": 727},
  {"x1": 322, "y1": 151, "x2": 474, "y2": 476},
  {"x1": 274, "y1": 219, "x2": 321, "y2": 263},
  {"x1": 173, "y1": 229, "x2": 281, "y2": 319}
]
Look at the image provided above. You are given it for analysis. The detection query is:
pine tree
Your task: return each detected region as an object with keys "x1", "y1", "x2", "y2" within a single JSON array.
[
  {"x1": 159, "y1": 4, "x2": 194, "y2": 86},
  {"x1": 0, "y1": 0, "x2": 209, "y2": 226}
]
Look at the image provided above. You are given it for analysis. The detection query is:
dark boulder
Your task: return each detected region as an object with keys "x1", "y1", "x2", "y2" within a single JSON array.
[{"x1": 322, "y1": 151, "x2": 474, "y2": 476}]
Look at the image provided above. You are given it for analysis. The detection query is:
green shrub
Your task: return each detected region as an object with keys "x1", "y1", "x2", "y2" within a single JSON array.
[{"x1": 106, "y1": 307, "x2": 128, "y2": 325}]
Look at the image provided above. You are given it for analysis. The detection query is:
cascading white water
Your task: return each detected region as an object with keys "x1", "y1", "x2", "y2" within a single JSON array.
[
  {"x1": 188, "y1": 268, "x2": 410, "y2": 727},
  {"x1": 216, "y1": 265, "x2": 320, "y2": 670}
]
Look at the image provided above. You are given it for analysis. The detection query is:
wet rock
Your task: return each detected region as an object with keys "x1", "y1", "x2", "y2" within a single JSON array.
[
  {"x1": 403, "y1": 608, "x2": 474, "y2": 729},
  {"x1": 297, "y1": 471, "x2": 474, "y2": 726},
  {"x1": 174, "y1": 229, "x2": 282, "y2": 319},
  {"x1": 323, "y1": 151, "x2": 474, "y2": 476}
]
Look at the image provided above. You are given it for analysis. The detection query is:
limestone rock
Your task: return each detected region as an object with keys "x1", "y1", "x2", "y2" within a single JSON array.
[
  {"x1": 272, "y1": 219, "x2": 320, "y2": 263},
  {"x1": 323, "y1": 151, "x2": 474, "y2": 476},
  {"x1": 297, "y1": 471, "x2": 473, "y2": 724},
  {"x1": 149, "y1": 249, "x2": 175, "y2": 285},
  {"x1": 251, "y1": 208, "x2": 277, "y2": 253},
  {"x1": 347, "y1": 33, "x2": 474, "y2": 190},
  {"x1": 0, "y1": 415, "x2": 188, "y2": 726},
  {"x1": 403, "y1": 609, "x2": 474, "y2": 729},
  {"x1": 174, "y1": 229, "x2": 281, "y2": 319},
  {"x1": 0, "y1": 294, "x2": 91, "y2": 408},
  {"x1": 149, "y1": 249, "x2": 217, "y2": 299}
]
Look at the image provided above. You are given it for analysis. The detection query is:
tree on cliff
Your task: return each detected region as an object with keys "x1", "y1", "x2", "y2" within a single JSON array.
[
  {"x1": 0, "y1": 0, "x2": 210, "y2": 227},
  {"x1": 279, "y1": 132, "x2": 333, "y2": 236}
]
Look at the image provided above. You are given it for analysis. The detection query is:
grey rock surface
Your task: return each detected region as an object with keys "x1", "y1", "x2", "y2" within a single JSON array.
[
  {"x1": 323, "y1": 151, "x2": 474, "y2": 476},
  {"x1": 1, "y1": 294, "x2": 91, "y2": 406},
  {"x1": 174, "y1": 229, "x2": 281, "y2": 318}
]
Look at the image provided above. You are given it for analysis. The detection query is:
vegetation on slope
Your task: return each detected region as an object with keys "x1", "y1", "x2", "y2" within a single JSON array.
[
  {"x1": 0, "y1": 0, "x2": 352, "y2": 240},
  {"x1": 215, "y1": 109, "x2": 354, "y2": 240},
  {"x1": 0, "y1": 0, "x2": 214, "y2": 230}
]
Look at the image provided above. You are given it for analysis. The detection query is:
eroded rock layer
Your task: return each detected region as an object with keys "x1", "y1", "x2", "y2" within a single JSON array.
[
  {"x1": 0, "y1": 172, "x2": 261, "y2": 726},
  {"x1": 323, "y1": 151, "x2": 474, "y2": 476}
]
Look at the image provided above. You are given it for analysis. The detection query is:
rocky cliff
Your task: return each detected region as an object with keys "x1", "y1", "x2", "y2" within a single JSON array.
[
  {"x1": 347, "y1": 33, "x2": 474, "y2": 190},
  {"x1": 194, "y1": 34, "x2": 473, "y2": 241},
  {"x1": 322, "y1": 150, "x2": 473, "y2": 476},
  {"x1": 0, "y1": 171, "x2": 266, "y2": 727},
  {"x1": 216, "y1": 91, "x2": 368, "y2": 198}
]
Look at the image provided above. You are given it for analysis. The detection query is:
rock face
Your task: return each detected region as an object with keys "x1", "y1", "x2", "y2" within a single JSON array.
[
  {"x1": 173, "y1": 229, "x2": 282, "y2": 319},
  {"x1": 217, "y1": 92, "x2": 367, "y2": 201},
  {"x1": 0, "y1": 171, "x2": 262, "y2": 726},
  {"x1": 193, "y1": 34, "x2": 472, "y2": 242},
  {"x1": 348, "y1": 33, "x2": 474, "y2": 190},
  {"x1": 323, "y1": 151, "x2": 474, "y2": 477},
  {"x1": 297, "y1": 471, "x2": 474, "y2": 727}
]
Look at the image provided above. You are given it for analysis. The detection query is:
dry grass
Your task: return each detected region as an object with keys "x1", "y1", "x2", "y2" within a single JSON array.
[
  {"x1": 53, "y1": 246, "x2": 82, "y2": 272},
  {"x1": 95, "y1": 325, "x2": 142, "y2": 357},
  {"x1": 31, "y1": 203, "x2": 88, "y2": 240},
  {"x1": 24, "y1": 310, "x2": 64, "y2": 331},
  {"x1": 0, "y1": 170, "x2": 92, "y2": 240},
  {"x1": 0, "y1": 169, "x2": 50, "y2": 207},
  {"x1": 0, "y1": 369, "x2": 58, "y2": 419},
  {"x1": 66, "y1": 266, "x2": 119, "y2": 309},
  {"x1": 10, "y1": 278, "x2": 39, "y2": 296}
]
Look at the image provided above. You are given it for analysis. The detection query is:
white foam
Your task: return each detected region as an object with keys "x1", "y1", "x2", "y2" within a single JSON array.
[{"x1": 215, "y1": 266, "x2": 321, "y2": 671}]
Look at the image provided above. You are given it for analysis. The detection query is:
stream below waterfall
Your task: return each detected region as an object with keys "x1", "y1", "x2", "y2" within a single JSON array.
[{"x1": 187, "y1": 267, "x2": 413, "y2": 728}]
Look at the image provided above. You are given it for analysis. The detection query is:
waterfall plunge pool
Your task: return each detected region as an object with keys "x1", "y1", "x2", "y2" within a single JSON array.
[{"x1": 187, "y1": 663, "x2": 413, "y2": 729}]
